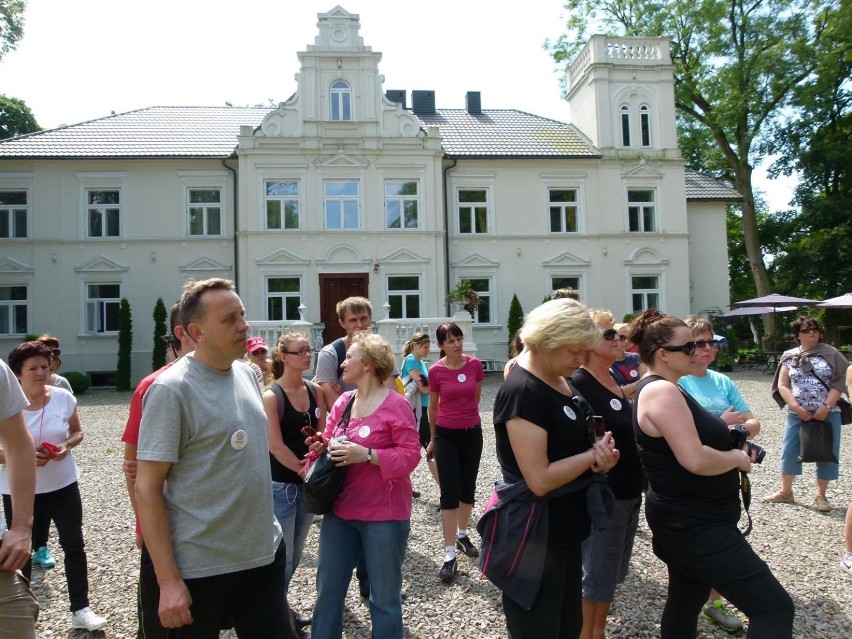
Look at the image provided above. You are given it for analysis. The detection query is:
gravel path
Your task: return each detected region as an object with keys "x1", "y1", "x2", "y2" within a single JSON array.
[{"x1": 27, "y1": 370, "x2": 852, "y2": 638}]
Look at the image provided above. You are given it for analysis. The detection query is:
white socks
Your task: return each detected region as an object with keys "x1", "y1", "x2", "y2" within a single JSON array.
[
  {"x1": 456, "y1": 528, "x2": 468, "y2": 539},
  {"x1": 444, "y1": 545, "x2": 457, "y2": 562}
]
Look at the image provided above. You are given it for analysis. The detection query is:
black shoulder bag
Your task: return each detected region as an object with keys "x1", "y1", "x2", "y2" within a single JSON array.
[{"x1": 302, "y1": 392, "x2": 355, "y2": 514}]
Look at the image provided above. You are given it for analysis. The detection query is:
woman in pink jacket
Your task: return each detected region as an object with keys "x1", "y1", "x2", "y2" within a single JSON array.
[{"x1": 310, "y1": 333, "x2": 421, "y2": 639}]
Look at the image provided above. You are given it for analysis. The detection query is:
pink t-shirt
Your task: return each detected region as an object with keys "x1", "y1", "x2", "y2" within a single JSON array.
[
  {"x1": 324, "y1": 390, "x2": 421, "y2": 522},
  {"x1": 428, "y1": 356, "x2": 484, "y2": 429}
]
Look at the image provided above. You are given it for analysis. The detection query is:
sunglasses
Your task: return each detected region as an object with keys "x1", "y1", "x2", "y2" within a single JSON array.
[
  {"x1": 570, "y1": 394, "x2": 598, "y2": 447},
  {"x1": 251, "y1": 349, "x2": 268, "y2": 356},
  {"x1": 798, "y1": 328, "x2": 820, "y2": 335},
  {"x1": 161, "y1": 334, "x2": 175, "y2": 344},
  {"x1": 658, "y1": 341, "x2": 698, "y2": 356},
  {"x1": 694, "y1": 339, "x2": 721, "y2": 349},
  {"x1": 283, "y1": 348, "x2": 315, "y2": 356},
  {"x1": 51, "y1": 348, "x2": 61, "y2": 356},
  {"x1": 602, "y1": 329, "x2": 618, "y2": 341}
]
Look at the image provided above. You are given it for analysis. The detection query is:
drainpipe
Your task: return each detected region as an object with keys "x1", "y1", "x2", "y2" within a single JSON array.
[
  {"x1": 441, "y1": 157, "x2": 457, "y2": 315},
  {"x1": 222, "y1": 157, "x2": 239, "y2": 289}
]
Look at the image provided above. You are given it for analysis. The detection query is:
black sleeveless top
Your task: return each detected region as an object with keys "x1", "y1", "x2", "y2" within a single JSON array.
[
  {"x1": 633, "y1": 375, "x2": 740, "y2": 523},
  {"x1": 270, "y1": 381, "x2": 320, "y2": 484}
]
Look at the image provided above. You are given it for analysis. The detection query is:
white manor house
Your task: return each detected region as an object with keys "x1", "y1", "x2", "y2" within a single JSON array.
[{"x1": 0, "y1": 6, "x2": 738, "y2": 384}]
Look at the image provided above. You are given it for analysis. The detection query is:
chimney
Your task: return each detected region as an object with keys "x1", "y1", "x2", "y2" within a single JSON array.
[
  {"x1": 411, "y1": 90, "x2": 436, "y2": 115},
  {"x1": 385, "y1": 90, "x2": 407, "y2": 109},
  {"x1": 465, "y1": 91, "x2": 481, "y2": 115}
]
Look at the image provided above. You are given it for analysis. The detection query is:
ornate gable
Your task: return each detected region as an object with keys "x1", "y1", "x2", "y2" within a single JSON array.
[
  {"x1": 74, "y1": 255, "x2": 129, "y2": 273},
  {"x1": 541, "y1": 251, "x2": 591, "y2": 267},
  {"x1": 0, "y1": 256, "x2": 33, "y2": 272},
  {"x1": 255, "y1": 249, "x2": 310, "y2": 266}
]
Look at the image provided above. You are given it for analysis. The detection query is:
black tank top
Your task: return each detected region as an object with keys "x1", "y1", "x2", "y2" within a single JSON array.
[
  {"x1": 270, "y1": 381, "x2": 319, "y2": 484},
  {"x1": 633, "y1": 375, "x2": 740, "y2": 522}
]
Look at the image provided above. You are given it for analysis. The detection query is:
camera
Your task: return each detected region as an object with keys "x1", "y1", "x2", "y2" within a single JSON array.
[{"x1": 728, "y1": 424, "x2": 765, "y2": 464}]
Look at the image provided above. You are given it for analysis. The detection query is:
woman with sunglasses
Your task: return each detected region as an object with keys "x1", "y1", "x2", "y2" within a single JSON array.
[
  {"x1": 766, "y1": 316, "x2": 848, "y2": 512},
  {"x1": 492, "y1": 299, "x2": 619, "y2": 638},
  {"x1": 610, "y1": 323, "x2": 642, "y2": 399},
  {"x1": 631, "y1": 309, "x2": 792, "y2": 639},
  {"x1": 262, "y1": 333, "x2": 326, "y2": 604},
  {"x1": 36, "y1": 334, "x2": 72, "y2": 394},
  {"x1": 570, "y1": 310, "x2": 644, "y2": 639}
]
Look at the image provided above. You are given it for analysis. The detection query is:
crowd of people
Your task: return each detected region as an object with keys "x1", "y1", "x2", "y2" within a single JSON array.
[{"x1": 1, "y1": 280, "x2": 850, "y2": 639}]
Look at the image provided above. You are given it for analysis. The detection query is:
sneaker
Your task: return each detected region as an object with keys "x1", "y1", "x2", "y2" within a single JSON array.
[
  {"x1": 814, "y1": 495, "x2": 832, "y2": 512},
  {"x1": 840, "y1": 552, "x2": 852, "y2": 575},
  {"x1": 412, "y1": 490, "x2": 421, "y2": 499},
  {"x1": 762, "y1": 491, "x2": 794, "y2": 504},
  {"x1": 438, "y1": 557, "x2": 457, "y2": 582},
  {"x1": 456, "y1": 534, "x2": 479, "y2": 558},
  {"x1": 701, "y1": 599, "x2": 743, "y2": 633},
  {"x1": 32, "y1": 546, "x2": 56, "y2": 569},
  {"x1": 71, "y1": 607, "x2": 108, "y2": 631}
]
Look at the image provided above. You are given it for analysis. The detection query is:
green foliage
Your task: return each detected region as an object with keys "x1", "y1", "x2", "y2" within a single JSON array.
[
  {"x1": 116, "y1": 298, "x2": 133, "y2": 391},
  {"x1": 507, "y1": 294, "x2": 525, "y2": 358},
  {"x1": 0, "y1": 1, "x2": 25, "y2": 62},
  {"x1": 0, "y1": 94, "x2": 40, "y2": 139},
  {"x1": 446, "y1": 280, "x2": 481, "y2": 315},
  {"x1": 63, "y1": 371, "x2": 91, "y2": 395},
  {"x1": 622, "y1": 314, "x2": 635, "y2": 323},
  {"x1": 21, "y1": 333, "x2": 38, "y2": 342},
  {"x1": 151, "y1": 298, "x2": 168, "y2": 371}
]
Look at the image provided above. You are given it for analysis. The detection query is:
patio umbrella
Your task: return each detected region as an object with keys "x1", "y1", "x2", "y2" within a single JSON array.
[
  {"x1": 817, "y1": 293, "x2": 852, "y2": 308},
  {"x1": 733, "y1": 293, "x2": 821, "y2": 308},
  {"x1": 720, "y1": 305, "x2": 796, "y2": 319}
]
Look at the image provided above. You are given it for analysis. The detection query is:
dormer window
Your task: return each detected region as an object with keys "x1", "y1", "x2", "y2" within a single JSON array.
[
  {"x1": 620, "y1": 104, "x2": 631, "y2": 146},
  {"x1": 330, "y1": 80, "x2": 352, "y2": 121},
  {"x1": 640, "y1": 105, "x2": 651, "y2": 147}
]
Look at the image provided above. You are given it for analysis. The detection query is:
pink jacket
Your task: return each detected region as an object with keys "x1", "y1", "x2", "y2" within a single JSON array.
[{"x1": 324, "y1": 390, "x2": 421, "y2": 521}]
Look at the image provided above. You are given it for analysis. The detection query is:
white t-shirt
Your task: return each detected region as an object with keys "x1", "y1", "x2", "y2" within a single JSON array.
[
  {"x1": 0, "y1": 359, "x2": 30, "y2": 538},
  {"x1": 0, "y1": 386, "x2": 79, "y2": 496}
]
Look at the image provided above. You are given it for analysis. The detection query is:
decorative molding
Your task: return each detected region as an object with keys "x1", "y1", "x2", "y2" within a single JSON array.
[
  {"x1": 179, "y1": 256, "x2": 231, "y2": 271},
  {"x1": 315, "y1": 243, "x2": 370, "y2": 265},
  {"x1": 451, "y1": 252, "x2": 500, "y2": 268},
  {"x1": 255, "y1": 248, "x2": 311, "y2": 266},
  {"x1": 377, "y1": 248, "x2": 430, "y2": 264},
  {"x1": 623, "y1": 247, "x2": 669, "y2": 265},
  {"x1": 0, "y1": 256, "x2": 33, "y2": 272},
  {"x1": 541, "y1": 251, "x2": 591, "y2": 268},
  {"x1": 74, "y1": 255, "x2": 129, "y2": 273}
]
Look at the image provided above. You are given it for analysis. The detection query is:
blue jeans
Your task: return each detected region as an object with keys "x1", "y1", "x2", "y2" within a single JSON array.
[
  {"x1": 272, "y1": 481, "x2": 314, "y2": 589},
  {"x1": 313, "y1": 514, "x2": 410, "y2": 639},
  {"x1": 779, "y1": 411, "x2": 841, "y2": 480}
]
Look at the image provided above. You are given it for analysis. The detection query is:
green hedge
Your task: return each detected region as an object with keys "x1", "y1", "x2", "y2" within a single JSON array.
[{"x1": 63, "y1": 371, "x2": 91, "y2": 395}]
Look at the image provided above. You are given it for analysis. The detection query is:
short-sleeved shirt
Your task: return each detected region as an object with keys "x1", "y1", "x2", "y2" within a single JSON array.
[
  {"x1": 138, "y1": 355, "x2": 282, "y2": 579},
  {"x1": 493, "y1": 365, "x2": 592, "y2": 541},
  {"x1": 0, "y1": 359, "x2": 30, "y2": 537},
  {"x1": 400, "y1": 354, "x2": 429, "y2": 408},
  {"x1": 314, "y1": 340, "x2": 356, "y2": 393},
  {"x1": 678, "y1": 370, "x2": 750, "y2": 418},
  {"x1": 122, "y1": 364, "x2": 172, "y2": 447},
  {"x1": 428, "y1": 356, "x2": 484, "y2": 429},
  {"x1": 50, "y1": 373, "x2": 74, "y2": 394},
  {"x1": 610, "y1": 353, "x2": 640, "y2": 386}
]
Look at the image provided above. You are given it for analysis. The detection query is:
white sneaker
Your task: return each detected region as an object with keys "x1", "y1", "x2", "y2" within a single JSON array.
[{"x1": 71, "y1": 606, "x2": 107, "y2": 630}]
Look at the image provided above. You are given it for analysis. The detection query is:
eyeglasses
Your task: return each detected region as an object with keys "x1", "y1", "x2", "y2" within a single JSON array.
[
  {"x1": 798, "y1": 328, "x2": 820, "y2": 334},
  {"x1": 658, "y1": 341, "x2": 698, "y2": 356},
  {"x1": 602, "y1": 329, "x2": 618, "y2": 341},
  {"x1": 694, "y1": 339, "x2": 721, "y2": 349},
  {"x1": 284, "y1": 348, "x2": 315, "y2": 356}
]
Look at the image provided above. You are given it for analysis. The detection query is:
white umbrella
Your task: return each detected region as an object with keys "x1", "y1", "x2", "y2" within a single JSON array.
[
  {"x1": 817, "y1": 293, "x2": 852, "y2": 309},
  {"x1": 720, "y1": 305, "x2": 797, "y2": 319}
]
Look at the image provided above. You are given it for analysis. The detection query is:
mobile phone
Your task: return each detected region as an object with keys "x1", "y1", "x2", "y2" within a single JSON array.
[
  {"x1": 592, "y1": 416, "x2": 606, "y2": 441},
  {"x1": 38, "y1": 441, "x2": 61, "y2": 458}
]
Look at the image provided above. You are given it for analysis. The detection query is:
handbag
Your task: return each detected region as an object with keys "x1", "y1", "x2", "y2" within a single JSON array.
[
  {"x1": 302, "y1": 393, "x2": 355, "y2": 514},
  {"x1": 808, "y1": 369, "x2": 852, "y2": 425},
  {"x1": 798, "y1": 420, "x2": 837, "y2": 463}
]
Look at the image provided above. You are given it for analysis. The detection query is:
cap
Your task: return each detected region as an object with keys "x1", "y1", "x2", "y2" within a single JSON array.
[{"x1": 246, "y1": 336, "x2": 268, "y2": 353}]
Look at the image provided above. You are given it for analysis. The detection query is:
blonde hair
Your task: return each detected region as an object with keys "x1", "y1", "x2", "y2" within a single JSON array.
[
  {"x1": 685, "y1": 315, "x2": 714, "y2": 336},
  {"x1": 402, "y1": 332, "x2": 430, "y2": 357},
  {"x1": 520, "y1": 299, "x2": 601, "y2": 353},
  {"x1": 589, "y1": 309, "x2": 615, "y2": 326},
  {"x1": 353, "y1": 333, "x2": 395, "y2": 381},
  {"x1": 270, "y1": 332, "x2": 310, "y2": 379},
  {"x1": 336, "y1": 296, "x2": 372, "y2": 321}
]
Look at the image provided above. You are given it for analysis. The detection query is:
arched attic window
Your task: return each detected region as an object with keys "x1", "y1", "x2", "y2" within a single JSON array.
[
  {"x1": 620, "y1": 104, "x2": 631, "y2": 146},
  {"x1": 640, "y1": 104, "x2": 651, "y2": 147},
  {"x1": 330, "y1": 80, "x2": 352, "y2": 121}
]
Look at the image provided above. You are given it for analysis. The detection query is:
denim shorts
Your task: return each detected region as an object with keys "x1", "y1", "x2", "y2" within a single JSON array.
[{"x1": 581, "y1": 496, "x2": 642, "y2": 602}]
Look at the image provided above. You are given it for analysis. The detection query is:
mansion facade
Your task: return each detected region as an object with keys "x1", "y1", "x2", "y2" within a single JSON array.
[{"x1": 0, "y1": 6, "x2": 738, "y2": 383}]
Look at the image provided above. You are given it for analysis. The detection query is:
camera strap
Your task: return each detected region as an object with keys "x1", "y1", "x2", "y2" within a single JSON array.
[{"x1": 739, "y1": 471, "x2": 753, "y2": 537}]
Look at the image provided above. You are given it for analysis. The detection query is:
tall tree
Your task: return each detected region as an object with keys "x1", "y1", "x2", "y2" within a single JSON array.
[
  {"x1": 0, "y1": 94, "x2": 39, "y2": 139},
  {"x1": 548, "y1": 0, "x2": 837, "y2": 337},
  {"x1": 0, "y1": 0, "x2": 26, "y2": 62}
]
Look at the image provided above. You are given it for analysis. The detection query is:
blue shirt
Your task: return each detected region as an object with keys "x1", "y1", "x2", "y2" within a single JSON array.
[{"x1": 678, "y1": 369, "x2": 750, "y2": 417}]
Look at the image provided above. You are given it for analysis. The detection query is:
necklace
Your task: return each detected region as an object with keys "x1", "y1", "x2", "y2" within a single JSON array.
[{"x1": 355, "y1": 389, "x2": 384, "y2": 418}]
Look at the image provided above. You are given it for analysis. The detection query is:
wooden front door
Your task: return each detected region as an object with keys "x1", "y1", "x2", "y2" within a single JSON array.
[{"x1": 319, "y1": 274, "x2": 369, "y2": 344}]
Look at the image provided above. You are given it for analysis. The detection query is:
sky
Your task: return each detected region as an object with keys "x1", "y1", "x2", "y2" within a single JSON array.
[{"x1": 1, "y1": 0, "x2": 795, "y2": 210}]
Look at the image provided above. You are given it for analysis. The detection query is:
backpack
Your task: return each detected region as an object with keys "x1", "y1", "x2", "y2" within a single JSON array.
[{"x1": 270, "y1": 380, "x2": 318, "y2": 424}]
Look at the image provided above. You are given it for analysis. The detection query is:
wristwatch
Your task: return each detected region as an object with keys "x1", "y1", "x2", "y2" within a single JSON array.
[{"x1": 366, "y1": 448, "x2": 373, "y2": 463}]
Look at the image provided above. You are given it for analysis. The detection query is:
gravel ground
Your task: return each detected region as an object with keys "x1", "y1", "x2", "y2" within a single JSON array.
[{"x1": 25, "y1": 370, "x2": 852, "y2": 638}]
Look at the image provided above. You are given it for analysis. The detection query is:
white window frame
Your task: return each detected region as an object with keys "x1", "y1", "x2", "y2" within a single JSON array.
[
  {"x1": 384, "y1": 180, "x2": 420, "y2": 230},
  {"x1": 187, "y1": 187, "x2": 223, "y2": 237},
  {"x1": 627, "y1": 188, "x2": 657, "y2": 233},
  {"x1": 83, "y1": 281, "x2": 122, "y2": 335},
  {"x1": 85, "y1": 188, "x2": 121, "y2": 238},
  {"x1": 550, "y1": 275, "x2": 583, "y2": 299},
  {"x1": 0, "y1": 189, "x2": 28, "y2": 239},
  {"x1": 459, "y1": 276, "x2": 495, "y2": 325},
  {"x1": 386, "y1": 274, "x2": 422, "y2": 319},
  {"x1": 265, "y1": 276, "x2": 302, "y2": 321},
  {"x1": 456, "y1": 188, "x2": 491, "y2": 235},
  {"x1": 620, "y1": 104, "x2": 631, "y2": 147},
  {"x1": 179, "y1": 172, "x2": 229, "y2": 237},
  {"x1": 547, "y1": 187, "x2": 581, "y2": 234},
  {"x1": 330, "y1": 80, "x2": 353, "y2": 121},
  {"x1": 0, "y1": 283, "x2": 29, "y2": 336},
  {"x1": 324, "y1": 179, "x2": 360, "y2": 230},
  {"x1": 264, "y1": 180, "x2": 302, "y2": 230},
  {"x1": 640, "y1": 105, "x2": 652, "y2": 147},
  {"x1": 76, "y1": 172, "x2": 127, "y2": 239},
  {"x1": 628, "y1": 272, "x2": 663, "y2": 315}
]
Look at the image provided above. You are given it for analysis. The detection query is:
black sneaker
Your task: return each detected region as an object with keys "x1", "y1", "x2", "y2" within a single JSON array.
[
  {"x1": 456, "y1": 535, "x2": 479, "y2": 558},
  {"x1": 438, "y1": 557, "x2": 457, "y2": 582},
  {"x1": 412, "y1": 490, "x2": 421, "y2": 498}
]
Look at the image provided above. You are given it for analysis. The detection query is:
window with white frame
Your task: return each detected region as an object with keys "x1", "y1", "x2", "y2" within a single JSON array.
[
  {"x1": 265, "y1": 181, "x2": 300, "y2": 230},
  {"x1": 457, "y1": 189, "x2": 489, "y2": 234},
  {"x1": 551, "y1": 276, "x2": 581, "y2": 295},
  {"x1": 188, "y1": 188, "x2": 222, "y2": 236},
  {"x1": 330, "y1": 81, "x2": 352, "y2": 121},
  {"x1": 85, "y1": 283, "x2": 121, "y2": 333},
  {"x1": 0, "y1": 285, "x2": 28, "y2": 335},
  {"x1": 548, "y1": 188, "x2": 579, "y2": 233},
  {"x1": 0, "y1": 191, "x2": 27, "y2": 239},
  {"x1": 465, "y1": 278, "x2": 493, "y2": 324},
  {"x1": 385, "y1": 180, "x2": 419, "y2": 229},
  {"x1": 630, "y1": 275, "x2": 660, "y2": 314},
  {"x1": 324, "y1": 181, "x2": 359, "y2": 229},
  {"x1": 627, "y1": 189, "x2": 656, "y2": 232},
  {"x1": 387, "y1": 275, "x2": 421, "y2": 319},
  {"x1": 86, "y1": 189, "x2": 121, "y2": 237},
  {"x1": 620, "y1": 104, "x2": 631, "y2": 146},
  {"x1": 640, "y1": 105, "x2": 651, "y2": 147},
  {"x1": 266, "y1": 277, "x2": 301, "y2": 321}
]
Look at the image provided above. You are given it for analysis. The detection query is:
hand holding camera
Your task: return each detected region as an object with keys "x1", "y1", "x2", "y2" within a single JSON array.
[{"x1": 728, "y1": 424, "x2": 765, "y2": 465}]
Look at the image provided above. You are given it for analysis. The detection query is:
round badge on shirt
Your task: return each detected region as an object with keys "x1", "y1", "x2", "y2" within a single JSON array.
[
  {"x1": 610, "y1": 398, "x2": 623, "y2": 411},
  {"x1": 457, "y1": 373, "x2": 467, "y2": 383},
  {"x1": 314, "y1": 407, "x2": 321, "y2": 419},
  {"x1": 231, "y1": 430, "x2": 248, "y2": 450},
  {"x1": 563, "y1": 405, "x2": 576, "y2": 420},
  {"x1": 629, "y1": 369, "x2": 638, "y2": 378},
  {"x1": 358, "y1": 425, "x2": 371, "y2": 439}
]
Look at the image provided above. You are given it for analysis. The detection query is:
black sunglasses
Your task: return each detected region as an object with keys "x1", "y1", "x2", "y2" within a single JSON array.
[
  {"x1": 694, "y1": 339, "x2": 721, "y2": 349},
  {"x1": 51, "y1": 348, "x2": 61, "y2": 357},
  {"x1": 658, "y1": 341, "x2": 698, "y2": 356},
  {"x1": 602, "y1": 329, "x2": 619, "y2": 341},
  {"x1": 570, "y1": 394, "x2": 598, "y2": 447}
]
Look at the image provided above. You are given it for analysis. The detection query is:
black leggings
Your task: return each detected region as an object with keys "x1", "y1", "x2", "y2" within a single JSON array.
[
  {"x1": 648, "y1": 507, "x2": 794, "y2": 638},
  {"x1": 433, "y1": 425, "x2": 482, "y2": 509}
]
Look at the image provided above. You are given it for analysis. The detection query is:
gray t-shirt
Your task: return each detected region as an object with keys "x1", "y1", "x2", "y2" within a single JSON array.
[
  {"x1": 138, "y1": 355, "x2": 282, "y2": 579},
  {"x1": 314, "y1": 340, "x2": 356, "y2": 393},
  {"x1": 0, "y1": 359, "x2": 29, "y2": 538},
  {"x1": 50, "y1": 373, "x2": 73, "y2": 394}
]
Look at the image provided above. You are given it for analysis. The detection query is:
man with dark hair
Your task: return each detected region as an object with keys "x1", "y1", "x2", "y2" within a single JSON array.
[{"x1": 135, "y1": 279, "x2": 296, "y2": 638}]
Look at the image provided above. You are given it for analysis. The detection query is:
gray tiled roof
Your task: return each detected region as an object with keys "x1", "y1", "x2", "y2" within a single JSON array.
[
  {"x1": 684, "y1": 170, "x2": 742, "y2": 202},
  {"x1": 414, "y1": 109, "x2": 599, "y2": 158},
  {"x1": 0, "y1": 106, "x2": 270, "y2": 158}
]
